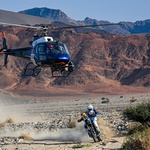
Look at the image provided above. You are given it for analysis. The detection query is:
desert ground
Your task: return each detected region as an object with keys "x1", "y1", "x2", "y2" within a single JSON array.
[{"x1": 0, "y1": 89, "x2": 150, "y2": 150}]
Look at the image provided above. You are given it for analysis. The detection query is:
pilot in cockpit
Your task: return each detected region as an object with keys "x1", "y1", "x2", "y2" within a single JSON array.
[{"x1": 48, "y1": 44, "x2": 55, "y2": 53}]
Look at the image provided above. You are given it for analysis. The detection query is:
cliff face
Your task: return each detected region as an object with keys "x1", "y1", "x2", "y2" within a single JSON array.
[
  {"x1": 0, "y1": 26, "x2": 150, "y2": 93},
  {"x1": 55, "y1": 31, "x2": 150, "y2": 87}
]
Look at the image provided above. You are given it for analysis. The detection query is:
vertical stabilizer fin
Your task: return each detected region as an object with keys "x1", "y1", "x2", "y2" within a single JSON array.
[
  {"x1": 1, "y1": 32, "x2": 8, "y2": 66},
  {"x1": 4, "y1": 53, "x2": 8, "y2": 67}
]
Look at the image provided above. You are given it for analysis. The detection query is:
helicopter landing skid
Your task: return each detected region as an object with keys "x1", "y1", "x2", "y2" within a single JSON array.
[{"x1": 21, "y1": 62, "x2": 41, "y2": 76}]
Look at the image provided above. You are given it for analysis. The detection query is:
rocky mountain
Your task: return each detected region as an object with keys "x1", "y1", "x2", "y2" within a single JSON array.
[
  {"x1": 0, "y1": 8, "x2": 150, "y2": 94},
  {"x1": 18, "y1": 7, "x2": 150, "y2": 35},
  {"x1": 56, "y1": 31, "x2": 150, "y2": 87},
  {"x1": 120, "y1": 19, "x2": 150, "y2": 34},
  {"x1": 78, "y1": 17, "x2": 150, "y2": 34},
  {"x1": 19, "y1": 7, "x2": 74, "y2": 23},
  {"x1": 0, "y1": 25, "x2": 150, "y2": 94}
]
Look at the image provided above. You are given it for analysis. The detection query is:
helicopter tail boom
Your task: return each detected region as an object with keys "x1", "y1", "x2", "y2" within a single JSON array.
[
  {"x1": 2, "y1": 32, "x2": 8, "y2": 50},
  {"x1": 0, "y1": 32, "x2": 8, "y2": 66}
]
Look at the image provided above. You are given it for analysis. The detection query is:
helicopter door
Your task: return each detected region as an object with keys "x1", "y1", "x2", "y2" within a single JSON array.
[{"x1": 37, "y1": 45, "x2": 46, "y2": 61}]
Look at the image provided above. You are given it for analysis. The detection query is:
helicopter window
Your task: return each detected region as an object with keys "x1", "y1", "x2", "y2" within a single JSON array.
[
  {"x1": 34, "y1": 43, "x2": 69, "y2": 55},
  {"x1": 38, "y1": 45, "x2": 46, "y2": 54},
  {"x1": 35, "y1": 44, "x2": 47, "y2": 61},
  {"x1": 61, "y1": 43, "x2": 69, "y2": 54},
  {"x1": 47, "y1": 43, "x2": 62, "y2": 54},
  {"x1": 58, "y1": 43, "x2": 69, "y2": 54}
]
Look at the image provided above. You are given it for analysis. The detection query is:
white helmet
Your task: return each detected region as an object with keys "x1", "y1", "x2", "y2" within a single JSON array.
[{"x1": 87, "y1": 104, "x2": 93, "y2": 110}]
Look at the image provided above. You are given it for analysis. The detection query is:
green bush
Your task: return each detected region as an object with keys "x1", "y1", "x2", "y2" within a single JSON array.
[
  {"x1": 128, "y1": 123, "x2": 147, "y2": 135},
  {"x1": 72, "y1": 143, "x2": 92, "y2": 149},
  {"x1": 122, "y1": 128, "x2": 150, "y2": 150},
  {"x1": 101, "y1": 98, "x2": 110, "y2": 104},
  {"x1": 122, "y1": 101, "x2": 150, "y2": 127},
  {"x1": 122, "y1": 101, "x2": 150, "y2": 150}
]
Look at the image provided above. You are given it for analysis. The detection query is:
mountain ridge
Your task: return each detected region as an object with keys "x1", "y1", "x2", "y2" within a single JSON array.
[
  {"x1": 0, "y1": 8, "x2": 150, "y2": 94},
  {"x1": 18, "y1": 7, "x2": 150, "y2": 34},
  {"x1": 0, "y1": 8, "x2": 150, "y2": 35},
  {"x1": 0, "y1": 25, "x2": 150, "y2": 94},
  {"x1": 18, "y1": 7, "x2": 73, "y2": 23}
]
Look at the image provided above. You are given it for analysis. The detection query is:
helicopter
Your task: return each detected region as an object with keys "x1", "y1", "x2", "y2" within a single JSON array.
[{"x1": 0, "y1": 22, "x2": 120, "y2": 77}]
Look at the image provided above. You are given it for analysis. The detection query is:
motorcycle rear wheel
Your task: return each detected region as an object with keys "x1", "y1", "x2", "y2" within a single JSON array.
[
  {"x1": 97, "y1": 135, "x2": 102, "y2": 142},
  {"x1": 90, "y1": 129, "x2": 97, "y2": 142}
]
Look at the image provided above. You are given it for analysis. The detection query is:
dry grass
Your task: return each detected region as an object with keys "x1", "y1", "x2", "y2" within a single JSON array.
[
  {"x1": 122, "y1": 128, "x2": 150, "y2": 150},
  {"x1": 0, "y1": 118, "x2": 15, "y2": 127},
  {"x1": 19, "y1": 134, "x2": 33, "y2": 141},
  {"x1": 68, "y1": 119, "x2": 77, "y2": 128}
]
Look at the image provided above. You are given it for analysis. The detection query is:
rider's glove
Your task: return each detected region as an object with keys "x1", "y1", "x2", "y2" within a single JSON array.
[{"x1": 78, "y1": 119, "x2": 81, "y2": 122}]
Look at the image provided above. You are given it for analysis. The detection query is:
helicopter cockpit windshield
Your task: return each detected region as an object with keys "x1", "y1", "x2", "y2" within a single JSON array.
[{"x1": 35, "y1": 42, "x2": 69, "y2": 55}]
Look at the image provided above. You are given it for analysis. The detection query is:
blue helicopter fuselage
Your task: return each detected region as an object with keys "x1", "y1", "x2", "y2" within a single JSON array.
[
  {"x1": 1, "y1": 32, "x2": 74, "y2": 77},
  {"x1": 31, "y1": 41, "x2": 71, "y2": 66}
]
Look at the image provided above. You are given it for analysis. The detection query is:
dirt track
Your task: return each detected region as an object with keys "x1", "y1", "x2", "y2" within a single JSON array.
[{"x1": 0, "y1": 90, "x2": 149, "y2": 150}]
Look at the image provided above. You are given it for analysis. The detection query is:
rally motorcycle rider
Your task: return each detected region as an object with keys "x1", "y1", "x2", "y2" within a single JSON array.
[{"x1": 78, "y1": 104, "x2": 101, "y2": 135}]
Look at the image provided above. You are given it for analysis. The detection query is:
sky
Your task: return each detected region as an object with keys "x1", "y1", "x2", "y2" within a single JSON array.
[{"x1": 0, "y1": 0, "x2": 149, "y2": 23}]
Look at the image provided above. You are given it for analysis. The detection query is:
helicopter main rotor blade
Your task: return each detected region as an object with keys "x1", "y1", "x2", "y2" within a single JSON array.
[
  {"x1": 0, "y1": 22, "x2": 43, "y2": 30},
  {"x1": 55, "y1": 23, "x2": 121, "y2": 30},
  {"x1": 0, "y1": 21, "x2": 122, "y2": 33}
]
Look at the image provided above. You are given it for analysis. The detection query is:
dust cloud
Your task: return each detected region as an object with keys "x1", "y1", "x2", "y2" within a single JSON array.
[
  {"x1": 0, "y1": 90, "x2": 31, "y2": 123},
  {"x1": 0, "y1": 124, "x2": 89, "y2": 142},
  {"x1": 0, "y1": 91, "x2": 89, "y2": 142},
  {"x1": 31, "y1": 124, "x2": 89, "y2": 142},
  {"x1": 0, "y1": 101, "x2": 25, "y2": 123}
]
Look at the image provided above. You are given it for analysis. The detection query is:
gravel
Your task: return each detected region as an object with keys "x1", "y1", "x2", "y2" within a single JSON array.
[{"x1": 0, "y1": 90, "x2": 149, "y2": 147}]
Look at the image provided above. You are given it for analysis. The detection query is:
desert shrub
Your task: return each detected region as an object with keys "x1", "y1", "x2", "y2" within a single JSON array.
[
  {"x1": 122, "y1": 128, "x2": 150, "y2": 150},
  {"x1": 68, "y1": 119, "x2": 77, "y2": 128},
  {"x1": 19, "y1": 134, "x2": 33, "y2": 140},
  {"x1": 128, "y1": 123, "x2": 147, "y2": 135},
  {"x1": 101, "y1": 97, "x2": 105, "y2": 100},
  {"x1": 101, "y1": 98, "x2": 110, "y2": 104},
  {"x1": 72, "y1": 144, "x2": 83, "y2": 149},
  {"x1": 122, "y1": 101, "x2": 150, "y2": 127},
  {"x1": 0, "y1": 118, "x2": 15, "y2": 127},
  {"x1": 122, "y1": 101, "x2": 150, "y2": 150},
  {"x1": 72, "y1": 143, "x2": 92, "y2": 149}
]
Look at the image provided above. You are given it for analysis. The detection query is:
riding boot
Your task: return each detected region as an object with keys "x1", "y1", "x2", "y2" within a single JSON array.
[{"x1": 95, "y1": 127, "x2": 100, "y2": 135}]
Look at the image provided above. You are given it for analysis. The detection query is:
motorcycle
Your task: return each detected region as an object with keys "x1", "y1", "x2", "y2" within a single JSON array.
[{"x1": 79, "y1": 113, "x2": 103, "y2": 142}]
